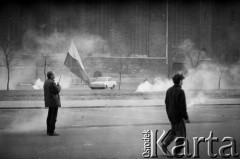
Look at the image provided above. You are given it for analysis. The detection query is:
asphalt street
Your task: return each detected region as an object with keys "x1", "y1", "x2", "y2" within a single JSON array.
[{"x1": 0, "y1": 105, "x2": 240, "y2": 159}]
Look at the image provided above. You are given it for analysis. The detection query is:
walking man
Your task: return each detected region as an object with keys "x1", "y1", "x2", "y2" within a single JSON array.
[
  {"x1": 161, "y1": 73, "x2": 190, "y2": 157},
  {"x1": 44, "y1": 71, "x2": 61, "y2": 136}
]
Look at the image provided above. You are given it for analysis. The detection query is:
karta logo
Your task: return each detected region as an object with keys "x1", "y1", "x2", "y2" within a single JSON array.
[{"x1": 142, "y1": 130, "x2": 239, "y2": 158}]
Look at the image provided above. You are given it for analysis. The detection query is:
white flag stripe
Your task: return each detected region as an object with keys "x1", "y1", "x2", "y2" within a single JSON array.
[{"x1": 68, "y1": 40, "x2": 85, "y2": 71}]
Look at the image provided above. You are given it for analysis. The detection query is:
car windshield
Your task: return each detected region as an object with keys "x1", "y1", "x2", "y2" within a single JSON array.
[{"x1": 96, "y1": 77, "x2": 108, "y2": 82}]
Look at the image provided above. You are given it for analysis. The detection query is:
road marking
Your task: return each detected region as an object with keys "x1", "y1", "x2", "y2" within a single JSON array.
[
  {"x1": 70, "y1": 122, "x2": 169, "y2": 128},
  {"x1": 85, "y1": 112, "x2": 161, "y2": 122},
  {"x1": 60, "y1": 110, "x2": 162, "y2": 122},
  {"x1": 68, "y1": 120, "x2": 227, "y2": 129},
  {"x1": 0, "y1": 115, "x2": 29, "y2": 120},
  {"x1": 202, "y1": 113, "x2": 222, "y2": 117},
  {"x1": 130, "y1": 108, "x2": 165, "y2": 113},
  {"x1": 202, "y1": 113, "x2": 235, "y2": 118},
  {"x1": 0, "y1": 115, "x2": 43, "y2": 122}
]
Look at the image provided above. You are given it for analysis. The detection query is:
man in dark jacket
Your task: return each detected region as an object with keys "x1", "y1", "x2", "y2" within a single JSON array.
[
  {"x1": 44, "y1": 71, "x2": 61, "y2": 136},
  {"x1": 160, "y1": 73, "x2": 190, "y2": 157}
]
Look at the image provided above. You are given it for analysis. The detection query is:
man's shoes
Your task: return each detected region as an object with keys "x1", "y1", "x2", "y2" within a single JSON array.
[
  {"x1": 160, "y1": 143, "x2": 172, "y2": 157},
  {"x1": 48, "y1": 132, "x2": 59, "y2": 136}
]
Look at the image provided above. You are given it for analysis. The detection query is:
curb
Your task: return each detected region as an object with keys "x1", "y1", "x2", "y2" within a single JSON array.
[{"x1": 0, "y1": 99, "x2": 240, "y2": 109}]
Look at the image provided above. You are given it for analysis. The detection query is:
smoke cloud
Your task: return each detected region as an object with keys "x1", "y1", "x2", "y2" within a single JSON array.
[
  {"x1": 3, "y1": 110, "x2": 46, "y2": 133},
  {"x1": 22, "y1": 29, "x2": 109, "y2": 56},
  {"x1": 32, "y1": 78, "x2": 44, "y2": 90},
  {"x1": 136, "y1": 77, "x2": 172, "y2": 92},
  {"x1": 3, "y1": 109, "x2": 81, "y2": 133},
  {"x1": 0, "y1": 27, "x2": 111, "y2": 90},
  {"x1": 32, "y1": 76, "x2": 72, "y2": 90},
  {"x1": 136, "y1": 39, "x2": 240, "y2": 106}
]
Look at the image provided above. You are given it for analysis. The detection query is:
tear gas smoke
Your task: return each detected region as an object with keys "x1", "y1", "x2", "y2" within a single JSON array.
[
  {"x1": 136, "y1": 39, "x2": 240, "y2": 106},
  {"x1": 187, "y1": 91, "x2": 208, "y2": 107},
  {"x1": 22, "y1": 29, "x2": 109, "y2": 57},
  {"x1": 55, "y1": 75, "x2": 72, "y2": 89},
  {"x1": 4, "y1": 110, "x2": 46, "y2": 133},
  {"x1": 3, "y1": 109, "x2": 80, "y2": 133},
  {"x1": 71, "y1": 33, "x2": 110, "y2": 57},
  {"x1": 135, "y1": 69, "x2": 210, "y2": 107},
  {"x1": 32, "y1": 76, "x2": 72, "y2": 90},
  {"x1": 32, "y1": 78, "x2": 44, "y2": 90},
  {"x1": 136, "y1": 77, "x2": 172, "y2": 92},
  {"x1": 0, "y1": 28, "x2": 110, "y2": 90}
]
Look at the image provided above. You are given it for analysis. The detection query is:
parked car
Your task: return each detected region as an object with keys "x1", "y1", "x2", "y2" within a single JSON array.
[{"x1": 90, "y1": 77, "x2": 117, "y2": 89}]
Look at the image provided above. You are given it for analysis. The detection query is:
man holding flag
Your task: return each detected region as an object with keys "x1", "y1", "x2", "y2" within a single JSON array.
[
  {"x1": 64, "y1": 41, "x2": 90, "y2": 85},
  {"x1": 44, "y1": 71, "x2": 61, "y2": 136}
]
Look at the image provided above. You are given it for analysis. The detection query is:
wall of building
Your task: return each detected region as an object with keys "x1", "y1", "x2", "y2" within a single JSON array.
[{"x1": 1, "y1": 0, "x2": 238, "y2": 84}]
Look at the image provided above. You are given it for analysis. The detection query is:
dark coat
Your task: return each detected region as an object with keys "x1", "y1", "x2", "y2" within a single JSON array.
[
  {"x1": 165, "y1": 84, "x2": 188, "y2": 123},
  {"x1": 44, "y1": 79, "x2": 61, "y2": 107}
]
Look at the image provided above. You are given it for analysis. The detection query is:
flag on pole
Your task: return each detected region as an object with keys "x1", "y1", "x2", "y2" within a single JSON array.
[{"x1": 64, "y1": 41, "x2": 90, "y2": 85}]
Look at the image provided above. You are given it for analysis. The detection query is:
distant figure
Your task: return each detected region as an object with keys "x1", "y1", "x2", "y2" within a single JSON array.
[
  {"x1": 160, "y1": 73, "x2": 190, "y2": 157},
  {"x1": 43, "y1": 71, "x2": 61, "y2": 136}
]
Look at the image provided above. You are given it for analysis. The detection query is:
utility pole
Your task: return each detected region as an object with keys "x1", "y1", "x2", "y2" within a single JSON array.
[{"x1": 165, "y1": 0, "x2": 169, "y2": 77}]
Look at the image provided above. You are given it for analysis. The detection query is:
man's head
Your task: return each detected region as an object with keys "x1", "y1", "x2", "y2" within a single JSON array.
[
  {"x1": 47, "y1": 71, "x2": 55, "y2": 80},
  {"x1": 172, "y1": 73, "x2": 184, "y2": 85}
]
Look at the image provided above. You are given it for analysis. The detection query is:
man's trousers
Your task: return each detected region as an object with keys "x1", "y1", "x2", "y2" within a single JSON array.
[
  {"x1": 162, "y1": 119, "x2": 186, "y2": 154},
  {"x1": 46, "y1": 107, "x2": 58, "y2": 133}
]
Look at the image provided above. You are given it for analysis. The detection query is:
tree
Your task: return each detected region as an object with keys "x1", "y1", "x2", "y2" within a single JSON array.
[
  {"x1": 0, "y1": 38, "x2": 14, "y2": 91},
  {"x1": 119, "y1": 63, "x2": 123, "y2": 90},
  {"x1": 38, "y1": 42, "x2": 51, "y2": 81},
  {"x1": 215, "y1": 48, "x2": 240, "y2": 89},
  {"x1": 216, "y1": 62, "x2": 226, "y2": 90},
  {"x1": 93, "y1": 71, "x2": 102, "y2": 78},
  {"x1": 176, "y1": 40, "x2": 206, "y2": 79}
]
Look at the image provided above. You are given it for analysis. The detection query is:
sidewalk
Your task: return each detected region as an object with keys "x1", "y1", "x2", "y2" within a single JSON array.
[{"x1": 0, "y1": 98, "x2": 240, "y2": 109}]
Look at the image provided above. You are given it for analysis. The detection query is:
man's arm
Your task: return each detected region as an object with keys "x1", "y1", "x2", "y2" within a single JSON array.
[
  {"x1": 50, "y1": 82, "x2": 61, "y2": 94},
  {"x1": 165, "y1": 90, "x2": 169, "y2": 106},
  {"x1": 179, "y1": 90, "x2": 189, "y2": 121}
]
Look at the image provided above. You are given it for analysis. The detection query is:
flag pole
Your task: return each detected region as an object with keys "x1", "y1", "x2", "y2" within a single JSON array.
[{"x1": 58, "y1": 75, "x2": 62, "y2": 84}]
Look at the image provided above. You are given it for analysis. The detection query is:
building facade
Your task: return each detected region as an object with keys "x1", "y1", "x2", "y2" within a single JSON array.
[{"x1": 0, "y1": 0, "x2": 239, "y2": 85}]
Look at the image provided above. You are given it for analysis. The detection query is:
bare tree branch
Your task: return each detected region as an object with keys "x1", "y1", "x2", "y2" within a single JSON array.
[
  {"x1": 195, "y1": 51, "x2": 201, "y2": 67},
  {"x1": 0, "y1": 38, "x2": 15, "y2": 90}
]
